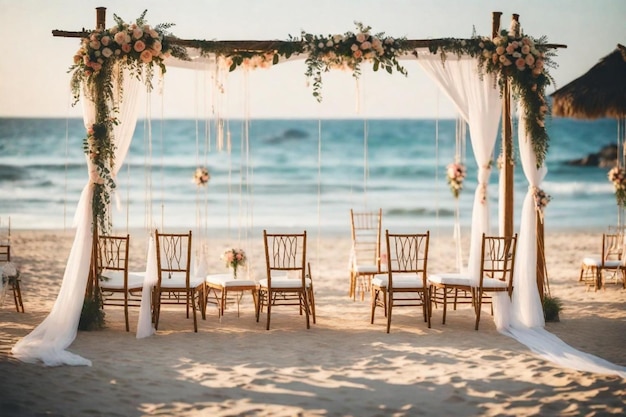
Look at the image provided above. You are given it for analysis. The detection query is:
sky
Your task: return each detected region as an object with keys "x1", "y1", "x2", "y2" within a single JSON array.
[{"x1": 0, "y1": 0, "x2": 625, "y2": 119}]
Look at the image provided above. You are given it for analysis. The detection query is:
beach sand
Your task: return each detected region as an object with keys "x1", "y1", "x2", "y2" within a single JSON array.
[{"x1": 0, "y1": 228, "x2": 624, "y2": 416}]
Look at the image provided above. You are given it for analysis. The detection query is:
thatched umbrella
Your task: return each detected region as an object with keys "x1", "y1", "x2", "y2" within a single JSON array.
[
  {"x1": 551, "y1": 44, "x2": 626, "y2": 226},
  {"x1": 551, "y1": 44, "x2": 626, "y2": 119}
]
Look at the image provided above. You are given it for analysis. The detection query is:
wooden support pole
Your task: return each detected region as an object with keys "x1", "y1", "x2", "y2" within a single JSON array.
[
  {"x1": 502, "y1": 14, "x2": 516, "y2": 239},
  {"x1": 96, "y1": 7, "x2": 106, "y2": 30},
  {"x1": 537, "y1": 215, "x2": 546, "y2": 301}
]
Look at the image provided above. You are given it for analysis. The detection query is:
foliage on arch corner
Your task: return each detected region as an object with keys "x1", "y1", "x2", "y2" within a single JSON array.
[
  {"x1": 423, "y1": 28, "x2": 557, "y2": 168},
  {"x1": 67, "y1": 10, "x2": 189, "y2": 233}
]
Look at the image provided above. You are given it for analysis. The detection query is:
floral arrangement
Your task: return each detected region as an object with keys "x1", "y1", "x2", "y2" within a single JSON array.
[
  {"x1": 427, "y1": 31, "x2": 555, "y2": 169},
  {"x1": 478, "y1": 30, "x2": 554, "y2": 167},
  {"x1": 446, "y1": 162, "x2": 466, "y2": 198},
  {"x1": 608, "y1": 166, "x2": 626, "y2": 207},
  {"x1": 300, "y1": 22, "x2": 407, "y2": 101},
  {"x1": 221, "y1": 248, "x2": 247, "y2": 278},
  {"x1": 68, "y1": 10, "x2": 188, "y2": 234},
  {"x1": 193, "y1": 167, "x2": 210, "y2": 186},
  {"x1": 532, "y1": 186, "x2": 552, "y2": 220}
]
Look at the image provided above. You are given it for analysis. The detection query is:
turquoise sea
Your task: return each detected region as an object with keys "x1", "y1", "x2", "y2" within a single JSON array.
[{"x1": 0, "y1": 117, "x2": 620, "y2": 236}]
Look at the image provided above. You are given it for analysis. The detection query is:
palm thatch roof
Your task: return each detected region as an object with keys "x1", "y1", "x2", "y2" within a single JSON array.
[{"x1": 551, "y1": 44, "x2": 626, "y2": 119}]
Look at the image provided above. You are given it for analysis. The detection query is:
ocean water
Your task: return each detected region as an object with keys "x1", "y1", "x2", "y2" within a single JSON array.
[{"x1": 0, "y1": 117, "x2": 621, "y2": 237}]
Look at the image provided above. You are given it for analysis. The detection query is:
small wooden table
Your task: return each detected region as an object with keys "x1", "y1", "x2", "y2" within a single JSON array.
[{"x1": 205, "y1": 273, "x2": 258, "y2": 317}]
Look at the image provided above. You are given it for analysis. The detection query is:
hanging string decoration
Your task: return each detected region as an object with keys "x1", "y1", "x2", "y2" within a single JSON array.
[
  {"x1": 608, "y1": 166, "x2": 626, "y2": 207},
  {"x1": 193, "y1": 167, "x2": 211, "y2": 186},
  {"x1": 446, "y1": 162, "x2": 466, "y2": 198},
  {"x1": 532, "y1": 186, "x2": 552, "y2": 221}
]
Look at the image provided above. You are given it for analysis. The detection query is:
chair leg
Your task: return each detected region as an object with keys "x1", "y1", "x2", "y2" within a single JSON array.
[
  {"x1": 266, "y1": 291, "x2": 272, "y2": 330},
  {"x1": 370, "y1": 288, "x2": 381, "y2": 324},
  {"x1": 302, "y1": 292, "x2": 310, "y2": 329},
  {"x1": 442, "y1": 287, "x2": 448, "y2": 324},
  {"x1": 124, "y1": 294, "x2": 130, "y2": 332},
  {"x1": 12, "y1": 280, "x2": 25, "y2": 313},
  {"x1": 308, "y1": 287, "x2": 316, "y2": 324},
  {"x1": 386, "y1": 294, "x2": 393, "y2": 333},
  {"x1": 474, "y1": 291, "x2": 482, "y2": 330}
]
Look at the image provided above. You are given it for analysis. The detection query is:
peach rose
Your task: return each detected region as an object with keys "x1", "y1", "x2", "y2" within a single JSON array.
[
  {"x1": 525, "y1": 54, "x2": 535, "y2": 66},
  {"x1": 133, "y1": 40, "x2": 146, "y2": 52},
  {"x1": 140, "y1": 50, "x2": 153, "y2": 63},
  {"x1": 496, "y1": 46, "x2": 505, "y2": 55},
  {"x1": 101, "y1": 47, "x2": 113, "y2": 58},
  {"x1": 356, "y1": 33, "x2": 366, "y2": 43},
  {"x1": 353, "y1": 49, "x2": 363, "y2": 59},
  {"x1": 515, "y1": 58, "x2": 526, "y2": 69},
  {"x1": 114, "y1": 31, "x2": 128, "y2": 45},
  {"x1": 101, "y1": 36, "x2": 110, "y2": 46},
  {"x1": 122, "y1": 43, "x2": 132, "y2": 53}
]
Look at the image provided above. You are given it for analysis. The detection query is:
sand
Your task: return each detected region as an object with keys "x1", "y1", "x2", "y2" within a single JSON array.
[{"x1": 0, "y1": 228, "x2": 624, "y2": 416}]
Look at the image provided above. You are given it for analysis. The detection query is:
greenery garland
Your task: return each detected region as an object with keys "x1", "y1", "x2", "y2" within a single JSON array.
[
  {"x1": 68, "y1": 10, "x2": 188, "y2": 234},
  {"x1": 68, "y1": 14, "x2": 557, "y2": 231}
]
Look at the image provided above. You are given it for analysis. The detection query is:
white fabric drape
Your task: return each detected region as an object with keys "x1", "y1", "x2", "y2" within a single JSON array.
[
  {"x1": 498, "y1": 105, "x2": 626, "y2": 378},
  {"x1": 11, "y1": 67, "x2": 142, "y2": 366},
  {"x1": 416, "y1": 53, "x2": 502, "y2": 280}
]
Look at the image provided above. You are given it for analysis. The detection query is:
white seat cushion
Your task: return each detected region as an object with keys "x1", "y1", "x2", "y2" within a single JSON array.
[
  {"x1": 582, "y1": 257, "x2": 621, "y2": 268},
  {"x1": 372, "y1": 273, "x2": 424, "y2": 289},
  {"x1": 159, "y1": 271, "x2": 205, "y2": 288},
  {"x1": 100, "y1": 270, "x2": 145, "y2": 290},
  {"x1": 428, "y1": 273, "x2": 472, "y2": 286}
]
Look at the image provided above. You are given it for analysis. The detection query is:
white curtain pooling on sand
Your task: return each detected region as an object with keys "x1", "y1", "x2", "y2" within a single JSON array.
[
  {"x1": 12, "y1": 67, "x2": 142, "y2": 366},
  {"x1": 416, "y1": 51, "x2": 625, "y2": 378}
]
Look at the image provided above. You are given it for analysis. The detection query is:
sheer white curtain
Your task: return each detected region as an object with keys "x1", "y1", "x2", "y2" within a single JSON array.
[
  {"x1": 416, "y1": 53, "x2": 501, "y2": 279},
  {"x1": 500, "y1": 105, "x2": 626, "y2": 378},
  {"x1": 12, "y1": 67, "x2": 142, "y2": 366}
]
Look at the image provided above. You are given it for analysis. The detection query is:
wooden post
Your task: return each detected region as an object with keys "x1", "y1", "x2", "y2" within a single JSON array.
[
  {"x1": 501, "y1": 14, "x2": 516, "y2": 240},
  {"x1": 537, "y1": 215, "x2": 546, "y2": 301},
  {"x1": 96, "y1": 7, "x2": 106, "y2": 29}
]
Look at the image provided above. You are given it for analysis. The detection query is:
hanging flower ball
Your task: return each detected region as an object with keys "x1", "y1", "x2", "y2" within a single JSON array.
[
  {"x1": 193, "y1": 167, "x2": 210, "y2": 186},
  {"x1": 608, "y1": 166, "x2": 626, "y2": 206},
  {"x1": 446, "y1": 162, "x2": 466, "y2": 198}
]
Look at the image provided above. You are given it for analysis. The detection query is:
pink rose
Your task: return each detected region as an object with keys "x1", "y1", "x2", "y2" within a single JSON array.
[
  {"x1": 515, "y1": 58, "x2": 526, "y2": 69},
  {"x1": 496, "y1": 46, "x2": 505, "y2": 55},
  {"x1": 132, "y1": 28, "x2": 143, "y2": 40},
  {"x1": 140, "y1": 50, "x2": 153, "y2": 63},
  {"x1": 353, "y1": 49, "x2": 363, "y2": 59},
  {"x1": 114, "y1": 31, "x2": 128, "y2": 45},
  {"x1": 356, "y1": 33, "x2": 366, "y2": 43},
  {"x1": 134, "y1": 40, "x2": 146, "y2": 52},
  {"x1": 351, "y1": 44, "x2": 359, "y2": 52},
  {"x1": 121, "y1": 43, "x2": 132, "y2": 53},
  {"x1": 101, "y1": 36, "x2": 110, "y2": 46},
  {"x1": 360, "y1": 41, "x2": 372, "y2": 50},
  {"x1": 525, "y1": 54, "x2": 535, "y2": 66},
  {"x1": 89, "y1": 40, "x2": 101, "y2": 50},
  {"x1": 101, "y1": 47, "x2": 113, "y2": 58}
]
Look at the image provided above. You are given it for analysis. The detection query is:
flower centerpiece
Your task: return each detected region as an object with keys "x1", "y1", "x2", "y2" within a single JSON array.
[
  {"x1": 532, "y1": 186, "x2": 552, "y2": 221},
  {"x1": 193, "y1": 167, "x2": 210, "y2": 186},
  {"x1": 221, "y1": 248, "x2": 247, "y2": 278},
  {"x1": 608, "y1": 166, "x2": 626, "y2": 207},
  {"x1": 301, "y1": 22, "x2": 407, "y2": 101},
  {"x1": 446, "y1": 162, "x2": 466, "y2": 198}
]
